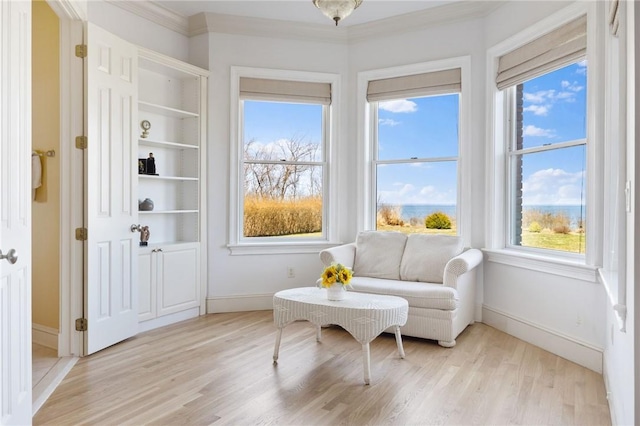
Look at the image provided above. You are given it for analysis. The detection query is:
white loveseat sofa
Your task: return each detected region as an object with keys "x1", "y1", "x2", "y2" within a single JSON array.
[{"x1": 319, "y1": 231, "x2": 483, "y2": 347}]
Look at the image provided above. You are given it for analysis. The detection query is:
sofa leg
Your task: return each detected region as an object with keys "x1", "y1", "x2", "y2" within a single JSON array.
[{"x1": 438, "y1": 340, "x2": 456, "y2": 348}]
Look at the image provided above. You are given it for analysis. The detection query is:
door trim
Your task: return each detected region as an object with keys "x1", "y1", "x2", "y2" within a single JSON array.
[{"x1": 49, "y1": 0, "x2": 85, "y2": 357}]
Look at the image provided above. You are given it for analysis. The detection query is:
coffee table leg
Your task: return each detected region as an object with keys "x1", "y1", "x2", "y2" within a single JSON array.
[
  {"x1": 316, "y1": 324, "x2": 322, "y2": 342},
  {"x1": 362, "y1": 343, "x2": 371, "y2": 385},
  {"x1": 394, "y1": 326, "x2": 405, "y2": 359},
  {"x1": 273, "y1": 328, "x2": 283, "y2": 364}
]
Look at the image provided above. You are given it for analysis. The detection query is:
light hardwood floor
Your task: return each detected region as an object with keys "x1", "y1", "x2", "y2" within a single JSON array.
[{"x1": 34, "y1": 311, "x2": 611, "y2": 425}]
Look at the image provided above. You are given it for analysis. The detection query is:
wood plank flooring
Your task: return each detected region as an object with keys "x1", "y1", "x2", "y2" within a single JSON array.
[{"x1": 33, "y1": 311, "x2": 611, "y2": 425}]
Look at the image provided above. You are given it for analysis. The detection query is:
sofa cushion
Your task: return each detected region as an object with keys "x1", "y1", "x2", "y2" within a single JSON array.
[
  {"x1": 353, "y1": 231, "x2": 407, "y2": 280},
  {"x1": 400, "y1": 234, "x2": 464, "y2": 284},
  {"x1": 349, "y1": 277, "x2": 458, "y2": 310}
]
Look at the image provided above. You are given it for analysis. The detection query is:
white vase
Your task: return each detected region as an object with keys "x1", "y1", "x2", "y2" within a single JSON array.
[{"x1": 326, "y1": 284, "x2": 345, "y2": 301}]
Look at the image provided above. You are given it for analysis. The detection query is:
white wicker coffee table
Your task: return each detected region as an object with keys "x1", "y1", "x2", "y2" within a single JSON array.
[{"x1": 272, "y1": 287, "x2": 408, "y2": 385}]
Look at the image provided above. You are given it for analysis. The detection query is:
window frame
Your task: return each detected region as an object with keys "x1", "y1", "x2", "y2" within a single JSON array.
[
  {"x1": 484, "y1": 2, "x2": 602, "y2": 281},
  {"x1": 228, "y1": 66, "x2": 341, "y2": 255},
  {"x1": 357, "y1": 57, "x2": 472, "y2": 246},
  {"x1": 370, "y1": 94, "x2": 461, "y2": 234},
  {"x1": 504, "y1": 81, "x2": 588, "y2": 258}
]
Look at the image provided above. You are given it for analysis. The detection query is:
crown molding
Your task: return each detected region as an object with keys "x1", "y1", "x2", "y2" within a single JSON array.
[
  {"x1": 189, "y1": 12, "x2": 348, "y2": 44},
  {"x1": 348, "y1": 1, "x2": 504, "y2": 43},
  {"x1": 186, "y1": 1, "x2": 503, "y2": 43},
  {"x1": 105, "y1": 0, "x2": 189, "y2": 36},
  {"x1": 47, "y1": 0, "x2": 87, "y2": 21},
  {"x1": 114, "y1": 1, "x2": 504, "y2": 43}
]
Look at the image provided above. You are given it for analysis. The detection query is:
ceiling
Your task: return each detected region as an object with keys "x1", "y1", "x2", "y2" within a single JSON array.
[{"x1": 156, "y1": 0, "x2": 460, "y2": 27}]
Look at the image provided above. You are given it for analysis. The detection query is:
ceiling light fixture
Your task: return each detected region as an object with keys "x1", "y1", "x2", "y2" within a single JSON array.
[{"x1": 312, "y1": 0, "x2": 363, "y2": 26}]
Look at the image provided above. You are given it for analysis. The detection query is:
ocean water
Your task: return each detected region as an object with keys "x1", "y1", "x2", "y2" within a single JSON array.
[{"x1": 397, "y1": 204, "x2": 585, "y2": 227}]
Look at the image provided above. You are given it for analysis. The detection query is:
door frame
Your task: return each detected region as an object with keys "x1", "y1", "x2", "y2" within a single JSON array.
[{"x1": 46, "y1": 0, "x2": 85, "y2": 357}]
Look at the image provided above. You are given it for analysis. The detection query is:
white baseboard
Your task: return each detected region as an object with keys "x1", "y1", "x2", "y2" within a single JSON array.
[
  {"x1": 138, "y1": 307, "x2": 200, "y2": 333},
  {"x1": 482, "y1": 305, "x2": 603, "y2": 373},
  {"x1": 602, "y1": 363, "x2": 618, "y2": 426},
  {"x1": 207, "y1": 293, "x2": 273, "y2": 313},
  {"x1": 32, "y1": 324, "x2": 58, "y2": 350},
  {"x1": 32, "y1": 356, "x2": 78, "y2": 415}
]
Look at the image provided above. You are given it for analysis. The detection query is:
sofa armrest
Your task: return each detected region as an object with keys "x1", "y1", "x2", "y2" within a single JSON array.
[
  {"x1": 319, "y1": 243, "x2": 356, "y2": 269},
  {"x1": 443, "y1": 248, "x2": 483, "y2": 289}
]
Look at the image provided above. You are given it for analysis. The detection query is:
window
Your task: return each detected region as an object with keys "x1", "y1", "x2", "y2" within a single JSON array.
[
  {"x1": 242, "y1": 100, "x2": 326, "y2": 239},
  {"x1": 507, "y1": 62, "x2": 587, "y2": 254},
  {"x1": 367, "y1": 68, "x2": 462, "y2": 235},
  {"x1": 497, "y1": 15, "x2": 588, "y2": 256},
  {"x1": 229, "y1": 68, "x2": 339, "y2": 253}
]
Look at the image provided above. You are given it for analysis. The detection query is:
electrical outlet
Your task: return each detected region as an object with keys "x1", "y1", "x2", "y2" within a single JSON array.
[
  {"x1": 576, "y1": 314, "x2": 582, "y2": 326},
  {"x1": 287, "y1": 267, "x2": 295, "y2": 278}
]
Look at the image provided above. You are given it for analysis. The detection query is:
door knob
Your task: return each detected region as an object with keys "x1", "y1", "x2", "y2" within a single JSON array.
[
  {"x1": 131, "y1": 224, "x2": 142, "y2": 233},
  {"x1": 0, "y1": 248, "x2": 18, "y2": 264}
]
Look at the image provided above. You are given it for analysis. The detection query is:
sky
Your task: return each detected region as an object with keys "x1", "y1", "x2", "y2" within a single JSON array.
[{"x1": 243, "y1": 60, "x2": 587, "y2": 208}]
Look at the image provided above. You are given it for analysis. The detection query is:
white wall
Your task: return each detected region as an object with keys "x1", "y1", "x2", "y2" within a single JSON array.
[
  {"x1": 480, "y1": 0, "x2": 607, "y2": 372},
  {"x1": 203, "y1": 33, "x2": 349, "y2": 301},
  {"x1": 87, "y1": 0, "x2": 189, "y2": 61},
  {"x1": 200, "y1": 4, "x2": 610, "y2": 374},
  {"x1": 602, "y1": 2, "x2": 637, "y2": 425}
]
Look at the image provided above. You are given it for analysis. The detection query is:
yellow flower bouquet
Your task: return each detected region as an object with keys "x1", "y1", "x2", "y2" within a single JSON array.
[{"x1": 320, "y1": 263, "x2": 353, "y2": 288}]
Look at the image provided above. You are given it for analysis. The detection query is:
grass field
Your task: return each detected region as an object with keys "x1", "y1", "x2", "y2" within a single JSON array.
[
  {"x1": 521, "y1": 230, "x2": 586, "y2": 254},
  {"x1": 376, "y1": 225, "x2": 585, "y2": 253}
]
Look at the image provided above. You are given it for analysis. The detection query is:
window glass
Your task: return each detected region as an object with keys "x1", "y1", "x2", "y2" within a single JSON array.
[
  {"x1": 242, "y1": 100, "x2": 324, "y2": 239},
  {"x1": 378, "y1": 94, "x2": 459, "y2": 160},
  {"x1": 509, "y1": 61, "x2": 587, "y2": 254},
  {"x1": 520, "y1": 62, "x2": 587, "y2": 149},
  {"x1": 374, "y1": 93, "x2": 459, "y2": 235},
  {"x1": 376, "y1": 161, "x2": 457, "y2": 234},
  {"x1": 512, "y1": 146, "x2": 586, "y2": 253}
]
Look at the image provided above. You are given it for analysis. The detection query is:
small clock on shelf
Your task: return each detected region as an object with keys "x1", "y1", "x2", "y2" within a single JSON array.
[{"x1": 140, "y1": 120, "x2": 151, "y2": 138}]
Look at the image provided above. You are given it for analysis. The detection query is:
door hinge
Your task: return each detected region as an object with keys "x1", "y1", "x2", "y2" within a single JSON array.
[
  {"x1": 75, "y1": 227, "x2": 88, "y2": 241},
  {"x1": 75, "y1": 318, "x2": 88, "y2": 331},
  {"x1": 75, "y1": 136, "x2": 87, "y2": 149},
  {"x1": 75, "y1": 44, "x2": 87, "y2": 58}
]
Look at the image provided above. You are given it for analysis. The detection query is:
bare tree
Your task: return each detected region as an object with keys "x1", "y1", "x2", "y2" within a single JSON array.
[{"x1": 244, "y1": 134, "x2": 321, "y2": 200}]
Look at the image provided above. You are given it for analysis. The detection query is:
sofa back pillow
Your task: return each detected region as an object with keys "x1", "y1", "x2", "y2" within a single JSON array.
[
  {"x1": 353, "y1": 231, "x2": 408, "y2": 280},
  {"x1": 400, "y1": 234, "x2": 464, "y2": 283}
]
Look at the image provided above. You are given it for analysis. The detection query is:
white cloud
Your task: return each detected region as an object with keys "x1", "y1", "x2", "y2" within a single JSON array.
[
  {"x1": 576, "y1": 60, "x2": 587, "y2": 75},
  {"x1": 419, "y1": 185, "x2": 436, "y2": 195},
  {"x1": 523, "y1": 104, "x2": 549, "y2": 116},
  {"x1": 379, "y1": 99, "x2": 418, "y2": 113},
  {"x1": 379, "y1": 118, "x2": 400, "y2": 127},
  {"x1": 523, "y1": 125, "x2": 555, "y2": 138},
  {"x1": 524, "y1": 90, "x2": 555, "y2": 104},
  {"x1": 522, "y1": 168, "x2": 585, "y2": 205},
  {"x1": 393, "y1": 182, "x2": 415, "y2": 196}
]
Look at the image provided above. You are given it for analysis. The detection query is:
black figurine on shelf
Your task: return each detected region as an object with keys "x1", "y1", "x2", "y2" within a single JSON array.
[{"x1": 146, "y1": 153, "x2": 157, "y2": 175}]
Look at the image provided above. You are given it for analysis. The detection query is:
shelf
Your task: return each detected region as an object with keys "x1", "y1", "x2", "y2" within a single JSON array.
[
  {"x1": 139, "y1": 210, "x2": 198, "y2": 214},
  {"x1": 139, "y1": 101, "x2": 198, "y2": 119},
  {"x1": 138, "y1": 138, "x2": 198, "y2": 150},
  {"x1": 139, "y1": 175, "x2": 198, "y2": 182}
]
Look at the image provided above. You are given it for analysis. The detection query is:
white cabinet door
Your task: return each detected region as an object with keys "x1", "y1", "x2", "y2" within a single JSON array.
[
  {"x1": 157, "y1": 244, "x2": 199, "y2": 317},
  {"x1": 85, "y1": 23, "x2": 139, "y2": 355},
  {"x1": 137, "y1": 249, "x2": 155, "y2": 322},
  {"x1": 0, "y1": 1, "x2": 32, "y2": 424}
]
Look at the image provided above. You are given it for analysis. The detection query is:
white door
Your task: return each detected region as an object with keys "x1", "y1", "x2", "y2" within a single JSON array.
[
  {"x1": 84, "y1": 23, "x2": 139, "y2": 355},
  {"x1": 0, "y1": 1, "x2": 32, "y2": 424}
]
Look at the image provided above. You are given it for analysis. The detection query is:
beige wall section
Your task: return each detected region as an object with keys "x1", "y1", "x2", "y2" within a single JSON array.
[{"x1": 32, "y1": 0, "x2": 60, "y2": 331}]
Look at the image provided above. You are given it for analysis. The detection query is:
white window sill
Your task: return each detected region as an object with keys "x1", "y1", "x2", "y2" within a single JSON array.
[
  {"x1": 482, "y1": 248, "x2": 599, "y2": 282},
  {"x1": 228, "y1": 241, "x2": 342, "y2": 256}
]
